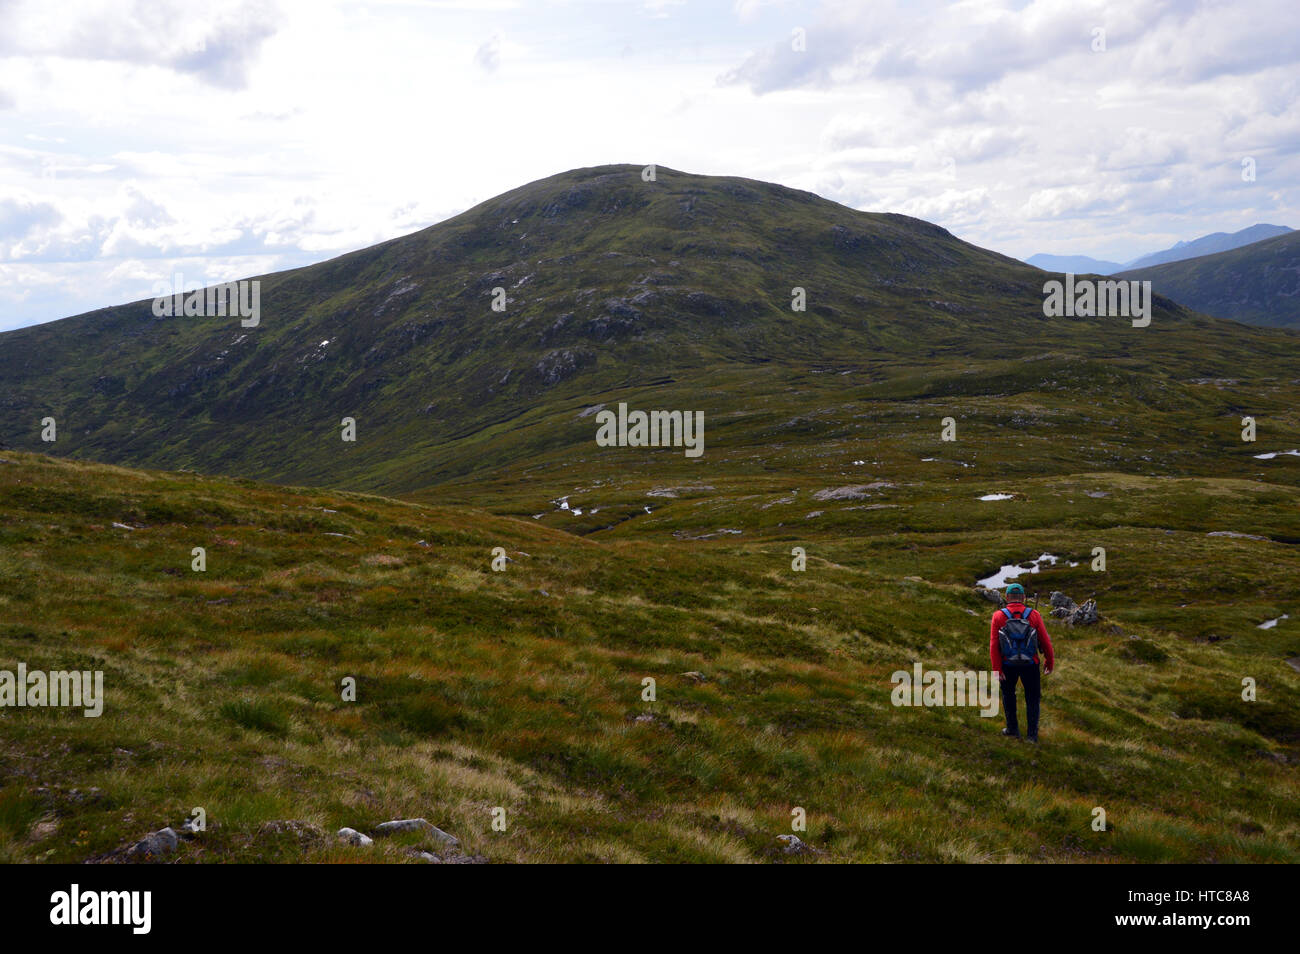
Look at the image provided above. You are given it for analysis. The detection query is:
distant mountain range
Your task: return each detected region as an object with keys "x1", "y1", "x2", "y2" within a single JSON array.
[
  {"x1": 1026, "y1": 224, "x2": 1293, "y2": 275},
  {"x1": 1118, "y1": 229, "x2": 1300, "y2": 328},
  {"x1": 1022, "y1": 252, "x2": 1126, "y2": 274}
]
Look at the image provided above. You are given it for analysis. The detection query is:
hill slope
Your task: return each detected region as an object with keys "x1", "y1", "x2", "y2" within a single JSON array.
[
  {"x1": 1119, "y1": 230, "x2": 1300, "y2": 328},
  {"x1": 1, "y1": 450, "x2": 1297, "y2": 863},
  {"x1": 0, "y1": 163, "x2": 1276, "y2": 499}
]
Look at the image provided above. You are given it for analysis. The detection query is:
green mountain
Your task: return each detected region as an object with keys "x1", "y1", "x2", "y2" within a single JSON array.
[
  {"x1": 2, "y1": 163, "x2": 1287, "y2": 504},
  {"x1": 1119, "y1": 230, "x2": 1300, "y2": 329}
]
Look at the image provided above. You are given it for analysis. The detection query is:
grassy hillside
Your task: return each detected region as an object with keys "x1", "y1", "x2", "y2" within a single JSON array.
[
  {"x1": 1120, "y1": 230, "x2": 1300, "y2": 328},
  {"x1": 2, "y1": 164, "x2": 1298, "y2": 864},
  {"x1": 0, "y1": 163, "x2": 1274, "y2": 496},
  {"x1": 1, "y1": 450, "x2": 1297, "y2": 863}
]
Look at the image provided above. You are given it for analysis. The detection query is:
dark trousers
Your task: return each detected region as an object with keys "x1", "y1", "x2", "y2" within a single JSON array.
[{"x1": 1001, "y1": 663, "x2": 1041, "y2": 737}]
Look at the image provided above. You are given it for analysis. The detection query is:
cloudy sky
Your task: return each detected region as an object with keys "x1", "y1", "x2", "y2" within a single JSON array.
[{"x1": 1, "y1": 0, "x2": 1297, "y2": 331}]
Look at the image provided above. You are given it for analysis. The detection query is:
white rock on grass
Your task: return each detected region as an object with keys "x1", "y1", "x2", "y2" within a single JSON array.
[
  {"x1": 337, "y1": 827, "x2": 374, "y2": 847},
  {"x1": 373, "y1": 818, "x2": 431, "y2": 836},
  {"x1": 130, "y1": 826, "x2": 178, "y2": 857},
  {"x1": 812, "y1": 484, "x2": 891, "y2": 502},
  {"x1": 428, "y1": 826, "x2": 459, "y2": 847},
  {"x1": 373, "y1": 818, "x2": 459, "y2": 847},
  {"x1": 777, "y1": 834, "x2": 811, "y2": 854}
]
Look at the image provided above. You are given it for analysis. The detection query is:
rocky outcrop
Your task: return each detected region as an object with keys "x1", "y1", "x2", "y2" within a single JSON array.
[
  {"x1": 531, "y1": 348, "x2": 593, "y2": 386},
  {"x1": 128, "y1": 826, "x2": 178, "y2": 858},
  {"x1": 812, "y1": 482, "x2": 893, "y2": 502},
  {"x1": 1050, "y1": 591, "x2": 1100, "y2": 625}
]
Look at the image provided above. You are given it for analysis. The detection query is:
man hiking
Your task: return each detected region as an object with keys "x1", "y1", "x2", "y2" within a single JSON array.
[{"x1": 990, "y1": 582, "x2": 1055, "y2": 742}]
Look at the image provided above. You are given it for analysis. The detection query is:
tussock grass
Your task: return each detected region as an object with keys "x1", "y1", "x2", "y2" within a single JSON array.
[{"x1": 0, "y1": 450, "x2": 1296, "y2": 863}]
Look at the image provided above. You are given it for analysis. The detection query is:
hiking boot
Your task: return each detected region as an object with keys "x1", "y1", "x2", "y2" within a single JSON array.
[
  {"x1": 1001, "y1": 728, "x2": 1020, "y2": 738},
  {"x1": 1027, "y1": 734, "x2": 1039, "y2": 743}
]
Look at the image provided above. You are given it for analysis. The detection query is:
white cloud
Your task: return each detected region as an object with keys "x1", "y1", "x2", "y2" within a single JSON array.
[
  {"x1": 0, "y1": 0, "x2": 281, "y2": 89},
  {"x1": 0, "y1": 0, "x2": 1296, "y2": 329},
  {"x1": 474, "y1": 34, "x2": 501, "y2": 72}
]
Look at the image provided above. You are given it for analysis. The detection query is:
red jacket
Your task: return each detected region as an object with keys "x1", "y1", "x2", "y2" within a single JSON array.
[{"x1": 990, "y1": 602, "x2": 1054, "y2": 673}]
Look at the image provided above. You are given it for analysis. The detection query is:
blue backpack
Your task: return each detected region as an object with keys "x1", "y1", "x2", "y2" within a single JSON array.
[{"x1": 998, "y1": 606, "x2": 1039, "y2": 665}]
